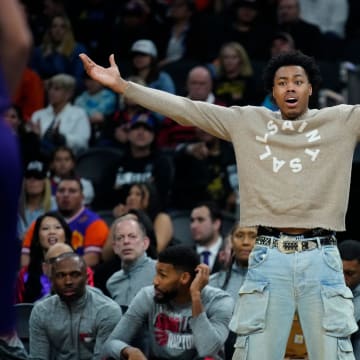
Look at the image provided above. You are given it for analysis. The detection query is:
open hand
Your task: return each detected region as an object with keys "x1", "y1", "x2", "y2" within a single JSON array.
[{"x1": 79, "y1": 53, "x2": 128, "y2": 94}]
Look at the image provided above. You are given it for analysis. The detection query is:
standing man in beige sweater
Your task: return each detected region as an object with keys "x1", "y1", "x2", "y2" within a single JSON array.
[{"x1": 79, "y1": 50, "x2": 359, "y2": 359}]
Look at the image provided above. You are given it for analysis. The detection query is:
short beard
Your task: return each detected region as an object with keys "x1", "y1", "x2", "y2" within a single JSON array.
[{"x1": 154, "y1": 289, "x2": 178, "y2": 304}]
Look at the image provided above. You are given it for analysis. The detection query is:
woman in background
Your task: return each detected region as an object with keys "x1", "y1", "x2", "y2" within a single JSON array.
[
  {"x1": 113, "y1": 182, "x2": 173, "y2": 252},
  {"x1": 213, "y1": 41, "x2": 256, "y2": 106},
  {"x1": 16, "y1": 211, "x2": 93, "y2": 303},
  {"x1": 30, "y1": 14, "x2": 87, "y2": 93},
  {"x1": 18, "y1": 160, "x2": 57, "y2": 241}
]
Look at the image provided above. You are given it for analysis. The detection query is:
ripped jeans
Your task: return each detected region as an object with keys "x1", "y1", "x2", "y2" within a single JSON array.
[{"x1": 229, "y1": 244, "x2": 358, "y2": 360}]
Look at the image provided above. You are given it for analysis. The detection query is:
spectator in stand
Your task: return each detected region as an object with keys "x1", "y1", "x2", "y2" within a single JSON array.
[
  {"x1": 49, "y1": 145, "x2": 94, "y2": 206},
  {"x1": 100, "y1": 75, "x2": 146, "y2": 148},
  {"x1": 24, "y1": 0, "x2": 68, "y2": 47},
  {"x1": 43, "y1": 242, "x2": 76, "y2": 274},
  {"x1": 71, "y1": 0, "x2": 115, "y2": 66},
  {"x1": 22, "y1": 177, "x2": 109, "y2": 268},
  {"x1": 18, "y1": 214, "x2": 67, "y2": 303},
  {"x1": 105, "y1": 215, "x2": 158, "y2": 355},
  {"x1": 157, "y1": 65, "x2": 226, "y2": 149},
  {"x1": 298, "y1": 0, "x2": 348, "y2": 60},
  {"x1": 269, "y1": 31, "x2": 296, "y2": 59},
  {"x1": 54, "y1": 177, "x2": 109, "y2": 266},
  {"x1": 106, "y1": 216, "x2": 156, "y2": 311},
  {"x1": 30, "y1": 73, "x2": 91, "y2": 157},
  {"x1": 112, "y1": 182, "x2": 174, "y2": 253},
  {"x1": 74, "y1": 73, "x2": 117, "y2": 145},
  {"x1": 110, "y1": 1, "x2": 161, "y2": 64},
  {"x1": 299, "y1": 0, "x2": 348, "y2": 40},
  {"x1": 29, "y1": 252, "x2": 121, "y2": 359},
  {"x1": 16, "y1": 211, "x2": 80, "y2": 303},
  {"x1": 130, "y1": 39, "x2": 175, "y2": 95},
  {"x1": 3, "y1": 104, "x2": 42, "y2": 166},
  {"x1": 95, "y1": 208, "x2": 158, "y2": 296},
  {"x1": 100, "y1": 114, "x2": 174, "y2": 212},
  {"x1": 156, "y1": 0, "x2": 209, "y2": 66},
  {"x1": 127, "y1": 208, "x2": 158, "y2": 259},
  {"x1": 12, "y1": 66, "x2": 45, "y2": 122},
  {"x1": 129, "y1": 39, "x2": 176, "y2": 122},
  {"x1": 171, "y1": 127, "x2": 237, "y2": 212},
  {"x1": 30, "y1": 14, "x2": 87, "y2": 93},
  {"x1": 191, "y1": 201, "x2": 227, "y2": 274},
  {"x1": 222, "y1": 0, "x2": 275, "y2": 61},
  {"x1": 18, "y1": 160, "x2": 57, "y2": 241},
  {"x1": 276, "y1": 0, "x2": 322, "y2": 58},
  {"x1": 213, "y1": 41, "x2": 257, "y2": 106},
  {"x1": 210, "y1": 223, "x2": 256, "y2": 297}
]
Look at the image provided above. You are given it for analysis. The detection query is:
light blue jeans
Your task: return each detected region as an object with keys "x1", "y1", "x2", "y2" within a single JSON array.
[{"x1": 229, "y1": 244, "x2": 358, "y2": 360}]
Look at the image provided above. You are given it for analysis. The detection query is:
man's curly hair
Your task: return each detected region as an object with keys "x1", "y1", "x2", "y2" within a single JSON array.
[{"x1": 263, "y1": 51, "x2": 322, "y2": 93}]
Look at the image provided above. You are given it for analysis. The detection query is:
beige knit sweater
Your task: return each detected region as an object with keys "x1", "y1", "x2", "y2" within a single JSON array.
[{"x1": 125, "y1": 82, "x2": 360, "y2": 231}]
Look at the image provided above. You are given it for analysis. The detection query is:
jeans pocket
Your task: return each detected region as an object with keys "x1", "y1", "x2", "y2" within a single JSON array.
[
  {"x1": 232, "y1": 336, "x2": 249, "y2": 360},
  {"x1": 229, "y1": 280, "x2": 269, "y2": 335},
  {"x1": 322, "y1": 245, "x2": 343, "y2": 272},
  {"x1": 248, "y1": 246, "x2": 269, "y2": 269},
  {"x1": 321, "y1": 284, "x2": 358, "y2": 337},
  {"x1": 337, "y1": 338, "x2": 355, "y2": 360}
]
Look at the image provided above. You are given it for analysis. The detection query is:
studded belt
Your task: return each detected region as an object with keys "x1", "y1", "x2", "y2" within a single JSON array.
[{"x1": 256, "y1": 234, "x2": 337, "y2": 254}]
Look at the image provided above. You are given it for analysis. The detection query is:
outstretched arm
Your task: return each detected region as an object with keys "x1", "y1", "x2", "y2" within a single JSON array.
[
  {"x1": 79, "y1": 54, "x2": 129, "y2": 94},
  {"x1": 80, "y1": 53, "x2": 234, "y2": 142}
]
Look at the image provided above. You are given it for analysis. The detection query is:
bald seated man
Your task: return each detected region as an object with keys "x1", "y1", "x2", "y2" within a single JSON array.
[
  {"x1": 187, "y1": 66, "x2": 214, "y2": 102},
  {"x1": 43, "y1": 242, "x2": 95, "y2": 288},
  {"x1": 42, "y1": 243, "x2": 74, "y2": 278},
  {"x1": 29, "y1": 253, "x2": 121, "y2": 360}
]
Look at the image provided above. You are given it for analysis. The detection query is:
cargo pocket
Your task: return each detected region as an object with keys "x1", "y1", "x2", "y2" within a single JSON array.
[
  {"x1": 337, "y1": 338, "x2": 354, "y2": 360},
  {"x1": 321, "y1": 284, "x2": 358, "y2": 337},
  {"x1": 232, "y1": 335, "x2": 249, "y2": 360},
  {"x1": 229, "y1": 280, "x2": 269, "y2": 335}
]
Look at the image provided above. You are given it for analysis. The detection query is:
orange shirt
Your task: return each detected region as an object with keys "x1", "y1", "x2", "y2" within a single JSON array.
[
  {"x1": 13, "y1": 67, "x2": 45, "y2": 121},
  {"x1": 22, "y1": 208, "x2": 109, "y2": 255}
]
